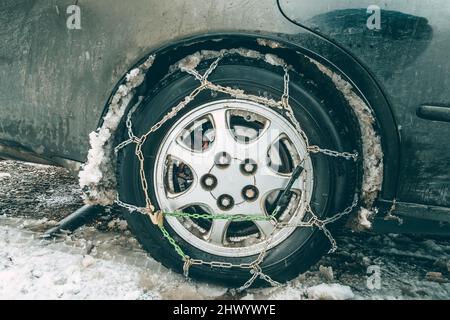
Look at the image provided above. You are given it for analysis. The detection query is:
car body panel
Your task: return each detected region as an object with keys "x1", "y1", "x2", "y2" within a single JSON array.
[
  {"x1": 0, "y1": 0, "x2": 449, "y2": 224},
  {"x1": 279, "y1": 0, "x2": 450, "y2": 207},
  {"x1": 0, "y1": 0, "x2": 298, "y2": 162}
]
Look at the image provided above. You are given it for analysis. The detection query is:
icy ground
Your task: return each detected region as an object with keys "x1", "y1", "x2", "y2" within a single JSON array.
[{"x1": 1, "y1": 160, "x2": 450, "y2": 300}]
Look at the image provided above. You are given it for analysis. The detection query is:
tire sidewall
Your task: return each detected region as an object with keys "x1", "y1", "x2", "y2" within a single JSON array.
[{"x1": 117, "y1": 58, "x2": 356, "y2": 284}]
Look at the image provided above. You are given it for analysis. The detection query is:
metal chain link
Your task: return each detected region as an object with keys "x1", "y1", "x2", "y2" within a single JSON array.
[
  {"x1": 114, "y1": 52, "x2": 360, "y2": 291},
  {"x1": 307, "y1": 145, "x2": 359, "y2": 161}
]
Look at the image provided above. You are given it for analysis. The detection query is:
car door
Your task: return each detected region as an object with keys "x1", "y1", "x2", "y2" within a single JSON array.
[{"x1": 279, "y1": 0, "x2": 450, "y2": 208}]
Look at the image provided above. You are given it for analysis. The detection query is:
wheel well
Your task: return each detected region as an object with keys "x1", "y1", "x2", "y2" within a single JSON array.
[{"x1": 82, "y1": 33, "x2": 395, "y2": 229}]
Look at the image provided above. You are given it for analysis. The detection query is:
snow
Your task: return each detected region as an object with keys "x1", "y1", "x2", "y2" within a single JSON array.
[
  {"x1": 78, "y1": 55, "x2": 155, "y2": 206},
  {"x1": 3, "y1": 160, "x2": 450, "y2": 300},
  {"x1": 0, "y1": 217, "x2": 228, "y2": 300},
  {"x1": 307, "y1": 284, "x2": 355, "y2": 300},
  {"x1": 425, "y1": 272, "x2": 447, "y2": 283},
  {"x1": 358, "y1": 208, "x2": 374, "y2": 229},
  {"x1": 107, "y1": 219, "x2": 128, "y2": 231},
  {"x1": 309, "y1": 58, "x2": 384, "y2": 230},
  {"x1": 1, "y1": 215, "x2": 450, "y2": 300},
  {"x1": 0, "y1": 224, "x2": 144, "y2": 299},
  {"x1": 264, "y1": 53, "x2": 285, "y2": 67},
  {"x1": 177, "y1": 52, "x2": 202, "y2": 72},
  {"x1": 256, "y1": 38, "x2": 285, "y2": 49},
  {"x1": 126, "y1": 68, "x2": 141, "y2": 82},
  {"x1": 318, "y1": 265, "x2": 334, "y2": 282},
  {"x1": 172, "y1": 48, "x2": 288, "y2": 75},
  {"x1": 255, "y1": 282, "x2": 354, "y2": 301},
  {"x1": 0, "y1": 172, "x2": 11, "y2": 179}
]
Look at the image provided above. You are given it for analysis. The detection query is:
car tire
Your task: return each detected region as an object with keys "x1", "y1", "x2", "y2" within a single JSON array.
[{"x1": 116, "y1": 53, "x2": 358, "y2": 286}]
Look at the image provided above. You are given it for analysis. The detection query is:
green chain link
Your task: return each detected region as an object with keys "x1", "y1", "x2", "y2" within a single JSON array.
[
  {"x1": 163, "y1": 210, "x2": 277, "y2": 222},
  {"x1": 158, "y1": 210, "x2": 279, "y2": 261},
  {"x1": 158, "y1": 224, "x2": 188, "y2": 259}
]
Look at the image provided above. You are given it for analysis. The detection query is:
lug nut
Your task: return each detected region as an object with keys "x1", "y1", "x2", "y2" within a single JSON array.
[
  {"x1": 217, "y1": 194, "x2": 234, "y2": 211},
  {"x1": 245, "y1": 189, "x2": 256, "y2": 198},
  {"x1": 205, "y1": 177, "x2": 214, "y2": 186},
  {"x1": 215, "y1": 152, "x2": 232, "y2": 168},
  {"x1": 244, "y1": 163, "x2": 254, "y2": 172},
  {"x1": 242, "y1": 185, "x2": 259, "y2": 202},
  {"x1": 200, "y1": 174, "x2": 217, "y2": 191},
  {"x1": 240, "y1": 159, "x2": 257, "y2": 175}
]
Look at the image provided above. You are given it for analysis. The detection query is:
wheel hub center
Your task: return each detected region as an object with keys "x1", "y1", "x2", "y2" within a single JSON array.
[{"x1": 207, "y1": 155, "x2": 257, "y2": 210}]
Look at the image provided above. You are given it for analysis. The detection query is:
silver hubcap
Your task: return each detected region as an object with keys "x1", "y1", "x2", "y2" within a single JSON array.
[{"x1": 154, "y1": 99, "x2": 314, "y2": 257}]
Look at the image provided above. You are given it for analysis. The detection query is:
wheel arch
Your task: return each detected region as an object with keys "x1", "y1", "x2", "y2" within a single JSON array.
[{"x1": 81, "y1": 32, "x2": 399, "y2": 229}]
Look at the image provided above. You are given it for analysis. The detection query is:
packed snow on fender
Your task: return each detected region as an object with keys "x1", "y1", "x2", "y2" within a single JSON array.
[{"x1": 1, "y1": 160, "x2": 450, "y2": 300}]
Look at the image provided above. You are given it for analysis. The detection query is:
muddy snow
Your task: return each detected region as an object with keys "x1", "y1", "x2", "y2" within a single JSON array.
[{"x1": 1, "y1": 160, "x2": 450, "y2": 300}]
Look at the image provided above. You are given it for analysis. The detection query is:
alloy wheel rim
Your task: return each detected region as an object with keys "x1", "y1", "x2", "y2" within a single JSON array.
[{"x1": 154, "y1": 99, "x2": 314, "y2": 257}]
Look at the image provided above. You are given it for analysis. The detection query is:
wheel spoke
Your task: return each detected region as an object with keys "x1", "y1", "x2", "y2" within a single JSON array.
[
  {"x1": 209, "y1": 109, "x2": 235, "y2": 154},
  {"x1": 254, "y1": 220, "x2": 276, "y2": 239},
  {"x1": 167, "y1": 182, "x2": 214, "y2": 212},
  {"x1": 207, "y1": 219, "x2": 230, "y2": 245},
  {"x1": 225, "y1": 200, "x2": 263, "y2": 216},
  {"x1": 243, "y1": 121, "x2": 283, "y2": 165},
  {"x1": 257, "y1": 166, "x2": 299, "y2": 197},
  {"x1": 166, "y1": 140, "x2": 212, "y2": 177}
]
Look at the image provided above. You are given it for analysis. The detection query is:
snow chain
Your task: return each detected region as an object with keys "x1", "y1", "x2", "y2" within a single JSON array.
[{"x1": 114, "y1": 52, "x2": 359, "y2": 293}]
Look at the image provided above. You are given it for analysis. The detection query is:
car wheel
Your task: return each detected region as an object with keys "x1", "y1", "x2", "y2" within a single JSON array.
[{"x1": 116, "y1": 52, "x2": 358, "y2": 286}]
